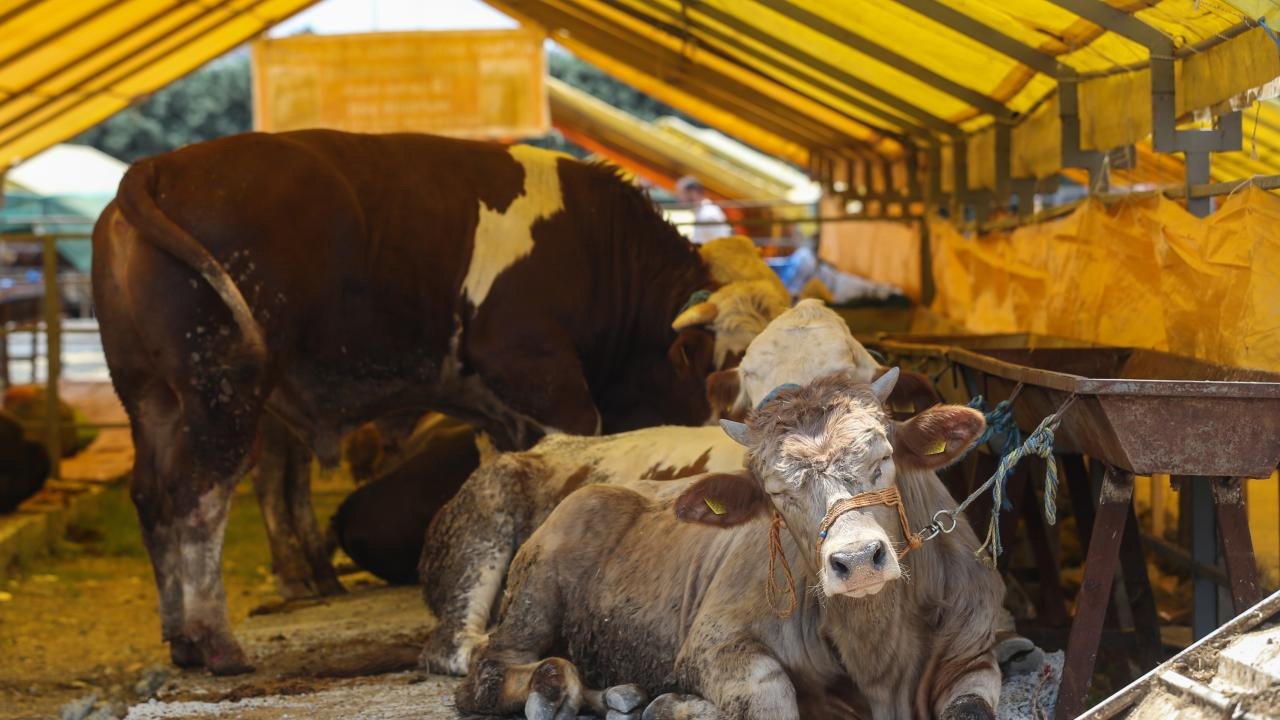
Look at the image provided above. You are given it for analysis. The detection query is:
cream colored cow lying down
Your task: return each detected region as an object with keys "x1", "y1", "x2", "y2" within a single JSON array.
[
  {"x1": 418, "y1": 300, "x2": 905, "y2": 674},
  {"x1": 456, "y1": 370, "x2": 1004, "y2": 719}
]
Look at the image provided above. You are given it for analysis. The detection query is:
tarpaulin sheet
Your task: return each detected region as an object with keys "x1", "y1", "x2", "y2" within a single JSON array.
[
  {"x1": 928, "y1": 187, "x2": 1280, "y2": 373},
  {"x1": 817, "y1": 198, "x2": 922, "y2": 300}
]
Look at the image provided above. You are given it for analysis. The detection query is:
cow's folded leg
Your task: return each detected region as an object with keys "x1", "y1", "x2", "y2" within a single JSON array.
[
  {"x1": 677, "y1": 640, "x2": 798, "y2": 720},
  {"x1": 641, "y1": 693, "x2": 724, "y2": 720},
  {"x1": 456, "y1": 651, "x2": 584, "y2": 718},
  {"x1": 940, "y1": 693, "x2": 996, "y2": 720},
  {"x1": 419, "y1": 456, "x2": 525, "y2": 674},
  {"x1": 935, "y1": 656, "x2": 999, "y2": 720}
]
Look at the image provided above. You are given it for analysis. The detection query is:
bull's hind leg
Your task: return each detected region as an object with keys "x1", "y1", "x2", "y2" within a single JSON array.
[
  {"x1": 253, "y1": 416, "x2": 343, "y2": 599},
  {"x1": 127, "y1": 381, "x2": 256, "y2": 674}
]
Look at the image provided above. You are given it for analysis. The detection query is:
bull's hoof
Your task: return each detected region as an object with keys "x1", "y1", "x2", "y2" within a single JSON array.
[
  {"x1": 204, "y1": 637, "x2": 255, "y2": 676},
  {"x1": 169, "y1": 638, "x2": 204, "y2": 669},
  {"x1": 941, "y1": 693, "x2": 995, "y2": 720},
  {"x1": 525, "y1": 658, "x2": 582, "y2": 720},
  {"x1": 642, "y1": 693, "x2": 722, "y2": 720}
]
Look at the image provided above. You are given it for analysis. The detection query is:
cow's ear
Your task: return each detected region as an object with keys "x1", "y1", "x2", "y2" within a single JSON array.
[
  {"x1": 883, "y1": 369, "x2": 942, "y2": 418},
  {"x1": 668, "y1": 328, "x2": 715, "y2": 376},
  {"x1": 674, "y1": 472, "x2": 769, "y2": 527},
  {"x1": 893, "y1": 405, "x2": 985, "y2": 470},
  {"x1": 705, "y1": 368, "x2": 745, "y2": 420}
]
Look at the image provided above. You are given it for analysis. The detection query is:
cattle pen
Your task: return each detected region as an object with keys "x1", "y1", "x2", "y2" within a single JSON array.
[{"x1": 4, "y1": 2, "x2": 1280, "y2": 720}]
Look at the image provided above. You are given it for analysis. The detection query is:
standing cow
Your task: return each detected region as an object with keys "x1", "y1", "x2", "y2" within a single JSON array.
[
  {"x1": 457, "y1": 369, "x2": 1004, "y2": 719},
  {"x1": 92, "y1": 130, "x2": 784, "y2": 674}
]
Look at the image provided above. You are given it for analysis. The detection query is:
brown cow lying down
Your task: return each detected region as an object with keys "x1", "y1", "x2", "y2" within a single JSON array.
[
  {"x1": 92, "y1": 130, "x2": 786, "y2": 673},
  {"x1": 327, "y1": 415, "x2": 480, "y2": 585},
  {"x1": 419, "y1": 301, "x2": 906, "y2": 674},
  {"x1": 457, "y1": 369, "x2": 1004, "y2": 719},
  {"x1": 0, "y1": 410, "x2": 49, "y2": 514}
]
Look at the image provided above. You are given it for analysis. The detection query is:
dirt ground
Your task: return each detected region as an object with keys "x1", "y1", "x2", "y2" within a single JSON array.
[{"x1": 0, "y1": 476, "x2": 370, "y2": 720}]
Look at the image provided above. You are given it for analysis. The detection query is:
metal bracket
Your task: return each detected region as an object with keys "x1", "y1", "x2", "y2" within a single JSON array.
[{"x1": 1047, "y1": 0, "x2": 1242, "y2": 216}]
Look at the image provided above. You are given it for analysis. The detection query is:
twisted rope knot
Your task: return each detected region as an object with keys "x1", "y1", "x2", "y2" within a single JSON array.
[{"x1": 974, "y1": 396, "x2": 1076, "y2": 566}]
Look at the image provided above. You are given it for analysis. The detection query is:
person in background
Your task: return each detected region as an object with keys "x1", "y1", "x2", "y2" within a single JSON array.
[{"x1": 676, "y1": 175, "x2": 732, "y2": 244}]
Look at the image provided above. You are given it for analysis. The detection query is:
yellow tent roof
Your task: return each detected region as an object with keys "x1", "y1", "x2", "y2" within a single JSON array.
[
  {"x1": 2, "y1": 0, "x2": 1278, "y2": 196},
  {"x1": 489, "y1": 0, "x2": 1280, "y2": 192},
  {"x1": 0, "y1": 0, "x2": 322, "y2": 169}
]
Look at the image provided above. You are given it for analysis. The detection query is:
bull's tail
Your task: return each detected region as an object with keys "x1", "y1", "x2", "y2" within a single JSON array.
[{"x1": 115, "y1": 160, "x2": 267, "y2": 361}]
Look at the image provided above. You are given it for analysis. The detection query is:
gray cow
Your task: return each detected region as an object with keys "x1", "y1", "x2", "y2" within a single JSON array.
[{"x1": 456, "y1": 369, "x2": 1004, "y2": 719}]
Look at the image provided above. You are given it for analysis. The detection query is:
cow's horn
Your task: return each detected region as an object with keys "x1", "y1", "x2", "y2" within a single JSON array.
[
  {"x1": 871, "y1": 367, "x2": 899, "y2": 403},
  {"x1": 672, "y1": 301, "x2": 718, "y2": 330}
]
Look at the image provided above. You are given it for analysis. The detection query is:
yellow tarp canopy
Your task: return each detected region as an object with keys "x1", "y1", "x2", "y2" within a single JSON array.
[
  {"x1": 3, "y1": 0, "x2": 1280, "y2": 194},
  {"x1": 547, "y1": 76, "x2": 793, "y2": 200},
  {"x1": 0, "y1": 0, "x2": 323, "y2": 170},
  {"x1": 490, "y1": 0, "x2": 1280, "y2": 193}
]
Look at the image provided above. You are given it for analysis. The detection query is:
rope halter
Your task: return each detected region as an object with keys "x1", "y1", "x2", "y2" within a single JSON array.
[
  {"x1": 765, "y1": 485, "x2": 923, "y2": 619},
  {"x1": 815, "y1": 487, "x2": 924, "y2": 562}
]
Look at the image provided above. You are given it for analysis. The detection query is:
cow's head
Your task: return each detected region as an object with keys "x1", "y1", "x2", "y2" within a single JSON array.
[
  {"x1": 598, "y1": 327, "x2": 718, "y2": 433},
  {"x1": 702, "y1": 299, "x2": 880, "y2": 423},
  {"x1": 675, "y1": 369, "x2": 984, "y2": 599},
  {"x1": 672, "y1": 236, "x2": 790, "y2": 370}
]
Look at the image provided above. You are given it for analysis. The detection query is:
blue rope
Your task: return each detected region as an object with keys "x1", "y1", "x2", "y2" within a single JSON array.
[
  {"x1": 678, "y1": 289, "x2": 712, "y2": 315},
  {"x1": 948, "y1": 394, "x2": 1077, "y2": 567}
]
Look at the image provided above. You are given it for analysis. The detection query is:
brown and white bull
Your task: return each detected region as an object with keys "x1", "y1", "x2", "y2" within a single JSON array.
[
  {"x1": 456, "y1": 369, "x2": 1004, "y2": 720},
  {"x1": 419, "y1": 301, "x2": 924, "y2": 675},
  {"x1": 91, "y1": 130, "x2": 785, "y2": 673}
]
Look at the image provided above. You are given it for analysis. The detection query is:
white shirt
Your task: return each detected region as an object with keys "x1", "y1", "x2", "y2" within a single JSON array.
[{"x1": 691, "y1": 200, "x2": 732, "y2": 244}]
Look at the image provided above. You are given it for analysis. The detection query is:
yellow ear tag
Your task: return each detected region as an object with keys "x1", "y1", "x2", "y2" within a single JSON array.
[
  {"x1": 891, "y1": 401, "x2": 914, "y2": 413},
  {"x1": 924, "y1": 439, "x2": 947, "y2": 456},
  {"x1": 704, "y1": 498, "x2": 727, "y2": 516}
]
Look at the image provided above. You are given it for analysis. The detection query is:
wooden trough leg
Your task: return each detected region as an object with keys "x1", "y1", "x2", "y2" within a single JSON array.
[
  {"x1": 1118, "y1": 500, "x2": 1163, "y2": 670},
  {"x1": 1020, "y1": 458, "x2": 1069, "y2": 626},
  {"x1": 1056, "y1": 466, "x2": 1134, "y2": 720},
  {"x1": 1212, "y1": 477, "x2": 1263, "y2": 613}
]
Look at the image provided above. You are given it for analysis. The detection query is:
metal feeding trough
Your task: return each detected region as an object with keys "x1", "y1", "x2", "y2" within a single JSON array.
[
  {"x1": 947, "y1": 347, "x2": 1280, "y2": 477},
  {"x1": 867, "y1": 333, "x2": 1095, "y2": 407}
]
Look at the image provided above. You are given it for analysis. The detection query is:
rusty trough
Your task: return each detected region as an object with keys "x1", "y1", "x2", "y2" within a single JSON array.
[{"x1": 937, "y1": 345, "x2": 1280, "y2": 719}]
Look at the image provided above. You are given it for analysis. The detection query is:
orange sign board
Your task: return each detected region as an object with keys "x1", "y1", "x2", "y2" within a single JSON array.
[{"x1": 251, "y1": 29, "x2": 548, "y2": 139}]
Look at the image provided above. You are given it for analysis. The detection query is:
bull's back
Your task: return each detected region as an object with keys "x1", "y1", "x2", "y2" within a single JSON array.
[{"x1": 98, "y1": 131, "x2": 564, "y2": 415}]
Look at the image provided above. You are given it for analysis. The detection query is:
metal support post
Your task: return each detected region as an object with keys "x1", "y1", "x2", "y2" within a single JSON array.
[{"x1": 41, "y1": 234, "x2": 61, "y2": 478}]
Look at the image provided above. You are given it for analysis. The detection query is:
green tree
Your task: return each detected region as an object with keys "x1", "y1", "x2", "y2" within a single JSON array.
[{"x1": 75, "y1": 54, "x2": 252, "y2": 162}]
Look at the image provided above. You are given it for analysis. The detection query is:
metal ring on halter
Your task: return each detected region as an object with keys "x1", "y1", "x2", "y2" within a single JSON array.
[{"x1": 933, "y1": 509, "x2": 958, "y2": 534}]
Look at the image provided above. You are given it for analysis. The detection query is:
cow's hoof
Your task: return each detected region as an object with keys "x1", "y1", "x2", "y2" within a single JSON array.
[
  {"x1": 525, "y1": 658, "x2": 582, "y2": 720},
  {"x1": 169, "y1": 638, "x2": 203, "y2": 669},
  {"x1": 995, "y1": 633, "x2": 1044, "y2": 678},
  {"x1": 642, "y1": 693, "x2": 721, "y2": 720},
  {"x1": 204, "y1": 638, "x2": 254, "y2": 676},
  {"x1": 605, "y1": 684, "x2": 648, "y2": 713},
  {"x1": 941, "y1": 694, "x2": 995, "y2": 720}
]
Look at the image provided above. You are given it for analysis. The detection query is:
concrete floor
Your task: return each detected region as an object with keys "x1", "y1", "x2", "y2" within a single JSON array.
[{"x1": 121, "y1": 586, "x2": 471, "y2": 720}]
